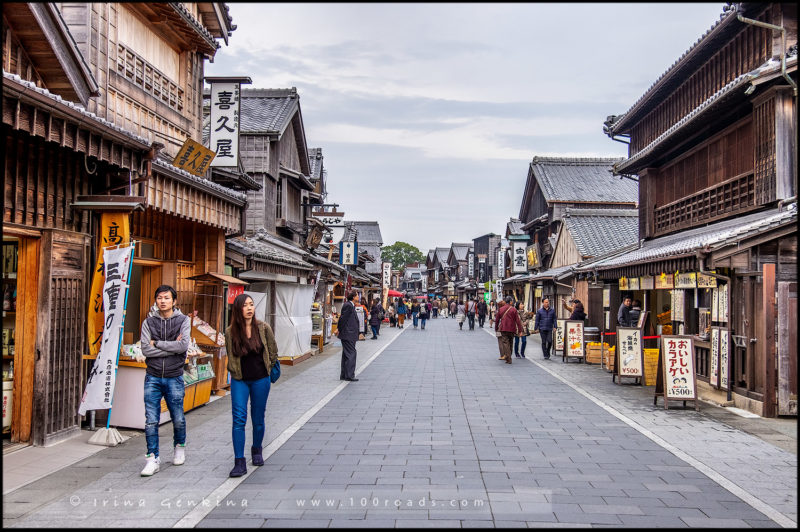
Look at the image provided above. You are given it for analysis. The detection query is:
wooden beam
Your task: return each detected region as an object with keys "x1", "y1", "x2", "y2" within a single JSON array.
[{"x1": 761, "y1": 263, "x2": 776, "y2": 417}]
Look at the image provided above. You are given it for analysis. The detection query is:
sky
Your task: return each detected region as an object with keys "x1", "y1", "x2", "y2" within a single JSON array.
[{"x1": 206, "y1": 2, "x2": 726, "y2": 254}]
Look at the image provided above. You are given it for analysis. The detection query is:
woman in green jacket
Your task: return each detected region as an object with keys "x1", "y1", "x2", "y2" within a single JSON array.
[{"x1": 225, "y1": 294, "x2": 279, "y2": 477}]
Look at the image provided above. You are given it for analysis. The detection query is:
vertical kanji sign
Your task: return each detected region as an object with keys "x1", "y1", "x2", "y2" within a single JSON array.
[
  {"x1": 511, "y1": 242, "x2": 527, "y2": 273},
  {"x1": 79, "y1": 244, "x2": 134, "y2": 415},
  {"x1": 656, "y1": 335, "x2": 698, "y2": 410},
  {"x1": 209, "y1": 82, "x2": 241, "y2": 167},
  {"x1": 564, "y1": 320, "x2": 584, "y2": 361},
  {"x1": 554, "y1": 319, "x2": 566, "y2": 352}
]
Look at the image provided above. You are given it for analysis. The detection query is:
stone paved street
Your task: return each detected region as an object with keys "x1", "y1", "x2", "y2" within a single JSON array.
[{"x1": 2, "y1": 318, "x2": 796, "y2": 528}]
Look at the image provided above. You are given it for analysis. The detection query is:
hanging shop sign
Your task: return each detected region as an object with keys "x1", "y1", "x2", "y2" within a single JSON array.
[
  {"x1": 526, "y1": 243, "x2": 540, "y2": 269},
  {"x1": 555, "y1": 319, "x2": 566, "y2": 351},
  {"x1": 564, "y1": 320, "x2": 584, "y2": 361},
  {"x1": 616, "y1": 327, "x2": 644, "y2": 380},
  {"x1": 674, "y1": 271, "x2": 697, "y2": 289},
  {"x1": 628, "y1": 277, "x2": 640, "y2": 290},
  {"x1": 719, "y1": 327, "x2": 729, "y2": 390},
  {"x1": 478, "y1": 255, "x2": 486, "y2": 283},
  {"x1": 618, "y1": 277, "x2": 628, "y2": 290},
  {"x1": 640, "y1": 275, "x2": 654, "y2": 290},
  {"x1": 78, "y1": 243, "x2": 134, "y2": 415},
  {"x1": 311, "y1": 210, "x2": 346, "y2": 227},
  {"x1": 173, "y1": 137, "x2": 216, "y2": 176},
  {"x1": 710, "y1": 326, "x2": 720, "y2": 388},
  {"x1": 434, "y1": 269, "x2": 439, "y2": 283},
  {"x1": 656, "y1": 335, "x2": 698, "y2": 409},
  {"x1": 534, "y1": 286, "x2": 543, "y2": 299},
  {"x1": 339, "y1": 241, "x2": 357, "y2": 265},
  {"x1": 602, "y1": 288, "x2": 610, "y2": 308},
  {"x1": 671, "y1": 289, "x2": 685, "y2": 322},
  {"x1": 88, "y1": 213, "x2": 130, "y2": 356},
  {"x1": 382, "y1": 262, "x2": 392, "y2": 287},
  {"x1": 696, "y1": 272, "x2": 717, "y2": 289},
  {"x1": 712, "y1": 284, "x2": 728, "y2": 322},
  {"x1": 467, "y1": 252, "x2": 475, "y2": 278},
  {"x1": 209, "y1": 82, "x2": 241, "y2": 168},
  {"x1": 497, "y1": 250, "x2": 505, "y2": 279},
  {"x1": 227, "y1": 283, "x2": 245, "y2": 304},
  {"x1": 511, "y1": 242, "x2": 527, "y2": 273},
  {"x1": 655, "y1": 272, "x2": 674, "y2": 290}
]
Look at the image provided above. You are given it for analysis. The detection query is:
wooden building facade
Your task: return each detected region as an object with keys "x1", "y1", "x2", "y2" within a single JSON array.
[
  {"x1": 596, "y1": 3, "x2": 797, "y2": 417},
  {"x1": 3, "y1": 3, "x2": 243, "y2": 447}
]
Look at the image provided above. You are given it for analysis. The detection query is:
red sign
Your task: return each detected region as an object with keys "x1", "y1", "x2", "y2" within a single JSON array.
[{"x1": 227, "y1": 284, "x2": 244, "y2": 304}]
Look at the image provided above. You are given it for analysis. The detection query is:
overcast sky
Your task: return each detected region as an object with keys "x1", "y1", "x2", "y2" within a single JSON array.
[{"x1": 206, "y1": 2, "x2": 725, "y2": 254}]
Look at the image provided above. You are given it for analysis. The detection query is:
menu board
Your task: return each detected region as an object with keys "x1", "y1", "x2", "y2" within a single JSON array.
[
  {"x1": 697, "y1": 272, "x2": 717, "y2": 288},
  {"x1": 720, "y1": 328, "x2": 729, "y2": 390},
  {"x1": 554, "y1": 319, "x2": 566, "y2": 351},
  {"x1": 565, "y1": 320, "x2": 584, "y2": 360},
  {"x1": 710, "y1": 327, "x2": 720, "y2": 388},
  {"x1": 617, "y1": 327, "x2": 644, "y2": 378},
  {"x1": 661, "y1": 336, "x2": 697, "y2": 401},
  {"x1": 628, "y1": 277, "x2": 640, "y2": 290},
  {"x1": 674, "y1": 272, "x2": 697, "y2": 289},
  {"x1": 655, "y1": 273, "x2": 674, "y2": 290},
  {"x1": 640, "y1": 276, "x2": 654, "y2": 290},
  {"x1": 602, "y1": 288, "x2": 610, "y2": 308}
]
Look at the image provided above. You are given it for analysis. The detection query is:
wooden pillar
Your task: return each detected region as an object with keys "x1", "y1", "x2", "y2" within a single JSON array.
[{"x1": 761, "y1": 263, "x2": 776, "y2": 418}]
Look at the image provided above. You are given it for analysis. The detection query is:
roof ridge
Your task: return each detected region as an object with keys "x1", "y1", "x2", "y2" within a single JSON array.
[
  {"x1": 240, "y1": 88, "x2": 298, "y2": 98},
  {"x1": 531, "y1": 156, "x2": 624, "y2": 165}
]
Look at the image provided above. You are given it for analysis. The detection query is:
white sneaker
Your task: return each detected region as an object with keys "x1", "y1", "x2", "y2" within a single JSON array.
[
  {"x1": 173, "y1": 444, "x2": 186, "y2": 466},
  {"x1": 140, "y1": 454, "x2": 160, "y2": 476}
]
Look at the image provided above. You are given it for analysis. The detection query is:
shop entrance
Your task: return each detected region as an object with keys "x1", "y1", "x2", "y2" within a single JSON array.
[{"x1": 2, "y1": 235, "x2": 38, "y2": 451}]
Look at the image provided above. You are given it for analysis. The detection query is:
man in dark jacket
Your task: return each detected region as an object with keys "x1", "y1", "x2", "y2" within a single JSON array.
[
  {"x1": 495, "y1": 296, "x2": 524, "y2": 363},
  {"x1": 337, "y1": 290, "x2": 360, "y2": 381},
  {"x1": 533, "y1": 297, "x2": 556, "y2": 360},
  {"x1": 139, "y1": 285, "x2": 191, "y2": 476},
  {"x1": 617, "y1": 296, "x2": 633, "y2": 327},
  {"x1": 477, "y1": 299, "x2": 488, "y2": 328}
]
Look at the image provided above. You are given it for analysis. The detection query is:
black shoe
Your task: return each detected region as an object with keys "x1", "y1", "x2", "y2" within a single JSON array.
[
  {"x1": 251, "y1": 446, "x2": 264, "y2": 466},
  {"x1": 544, "y1": 356, "x2": 550, "y2": 360},
  {"x1": 515, "y1": 354, "x2": 520, "y2": 358},
  {"x1": 345, "y1": 378, "x2": 359, "y2": 382},
  {"x1": 371, "y1": 336, "x2": 377, "y2": 339},
  {"x1": 229, "y1": 457, "x2": 247, "y2": 477},
  {"x1": 521, "y1": 354, "x2": 525, "y2": 358}
]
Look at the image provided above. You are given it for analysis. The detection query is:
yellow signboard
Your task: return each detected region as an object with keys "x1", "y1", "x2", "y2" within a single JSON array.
[
  {"x1": 173, "y1": 138, "x2": 216, "y2": 176},
  {"x1": 88, "y1": 213, "x2": 130, "y2": 356},
  {"x1": 655, "y1": 272, "x2": 674, "y2": 290},
  {"x1": 697, "y1": 271, "x2": 717, "y2": 288},
  {"x1": 674, "y1": 271, "x2": 697, "y2": 289},
  {"x1": 619, "y1": 277, "x2": 628, "y2": 290},
  {"x1": 526, "y1": 244, "x2": 540, "y2": 269}
]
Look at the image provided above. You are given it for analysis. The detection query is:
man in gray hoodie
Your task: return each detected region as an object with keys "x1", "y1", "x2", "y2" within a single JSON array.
[{"x1": 139, "y1": 285, "x2": 191, "y2": 476}]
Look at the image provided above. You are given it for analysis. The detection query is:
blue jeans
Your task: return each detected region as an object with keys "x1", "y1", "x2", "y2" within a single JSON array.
[
  {"x1": 371, "y1": 325, "x2": 379, "y2": 338},
  {"x1": 144, "y1": 374, "x2": 186, "y2": 457},
  {"x1": 231, "y1": 376, "x2": 271, "y2": 459},
  {"x1": 420, "y1": 317, "x2": 427, "y2": 329},
  {"x1": 514, "y1": 335, "x2": 527, "y2": 355},
  {"x1": 412, "y1": 312, "x2": 419, "y2": 327}
]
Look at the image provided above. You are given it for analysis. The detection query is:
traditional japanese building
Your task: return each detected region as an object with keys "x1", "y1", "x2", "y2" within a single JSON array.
[
  {"x1": 588, "y1": 2, "x2": 797, "y2": 417},
  {"x1": 3, "y1": 2, "x2": 243, "y2": 446}
]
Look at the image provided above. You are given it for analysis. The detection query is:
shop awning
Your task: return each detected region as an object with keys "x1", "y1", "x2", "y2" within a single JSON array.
[
  {"x1": 575, "y1": 204, "x2": 797, "y2": 275},
  {"x1": 529, "y1": 265, "x2": 575, "y2": 281},
  {"x1": 187, "y1": 272, "x2": 249, "y2": 285},
  {"x1": 503, "y1": 273, "x2": 533, "y2": 283}
]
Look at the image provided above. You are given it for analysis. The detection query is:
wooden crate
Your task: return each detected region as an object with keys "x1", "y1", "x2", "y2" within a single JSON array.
[
  {"x1": 586, "y1": 344, "x2": 610, "y2": 365},
  {"x1": 193, "y1": 378, "x2": 212, "y2": 408},
  {"x1": 603, "y1": 347, "x2": 616, "y2": 372}
]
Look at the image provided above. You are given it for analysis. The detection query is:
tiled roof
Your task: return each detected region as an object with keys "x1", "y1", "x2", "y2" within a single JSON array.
[
  {"x1": 616, "y1": 56, "x2": 794, "y2": 174},
  {"x1": 3, "y1": 71, "x2": 150, "y2": 146},
  {"x1": 434, "y1": 247, "x2": 450, "y2": 266},
  {"x1": 360, "y1": 243, "x2": 382, "y2": 274},
  {"x1": 343, "y1": 221, "x2": 383, "y2": 245},
  {"x1": 530, "y1": 264, "x2": 575, "y2": 281},
  {"x1": 227, "y1": 230, "x2": 313, "y2": 269},
  {"x1": 308, "y1": 148, "x2": 323, "y2": 181},
  {"x1": 507, "y1": 218, "x2": 525, "y2": 235},
  {"x1": 578, "y1": 205, "x2": 797, "y2": 271},
  {"x1": 449, "y1": 243, "x2": 472, "y2": 262},
  {"x1": 529, "y1": 157, "x2": 635, "y2": 204},
  {"x1": 169, "y1": 2, "x2": 219, "y2": 48},
  {"x1": 202, "y1": 88, "x2": 298, "y2": 140},
  {"x1": 562, "y1": 208, "x2": 639, "y2": 259}
]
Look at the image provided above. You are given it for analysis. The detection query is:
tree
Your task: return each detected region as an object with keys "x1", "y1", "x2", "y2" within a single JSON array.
[{"x1": 380, "y1": 241, "x2": 425, "y2": 272}]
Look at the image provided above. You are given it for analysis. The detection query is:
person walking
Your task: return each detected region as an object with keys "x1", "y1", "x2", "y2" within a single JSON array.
[
  {"x1": 411, "y1": 299, "x2": 420, "y2": 328},
  {"x1": 388, "y1": 301, "x2": 397, "y2": 327},
  {"x1": 396, "y1": 298, "x2": 407, "y2": 329},
  {"x1": 477, "y1": 298, "x2": 488, "y2": 328},
  {"x1": 336, "y1": 290, "x2": 360, "y2": 382},
  {"x1": 495, "y1": 296, "x2": 524, "y2": 364},
  {"x1": 449, "y1": 299, "x2": 457, "y2": 318},
  {"x1": 456, "y1": 300, "x2": 466, "y2": 330},
  {"x1": 431, "y1": 299, "x2": 438, "y2": 318},
  {"x1": 488, "y1": 300, "x2": 498, "y2": 327},
  {"x1": 514, "y1": 301, "x2": 532, "y2": 358},
  {"x1": 532, "y1": 297, "x2": 556, "y2": 360},
  {"x1": 369, "y1": 297, "x2": 384, "y2": 339},
  {"x1": 465, "y1": 296, "x2": 477, "y2": 330},
  {"x1": 419, "y1": 299, "x2": 429, "y2": 330},
  {"x1": 225, "y1": 294, "x2": 279, "y2": 477},
  {"x1": 617, "y1": 295, "x2": 633, "y2": 327},
  {"x1": 139, "y1": 285, "x2": 191, "y2": 476}
]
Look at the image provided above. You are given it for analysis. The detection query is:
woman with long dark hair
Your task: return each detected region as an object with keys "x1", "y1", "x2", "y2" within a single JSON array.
[{"x1": 224, "y1": 294, "x2": 279, "y2": 477}]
